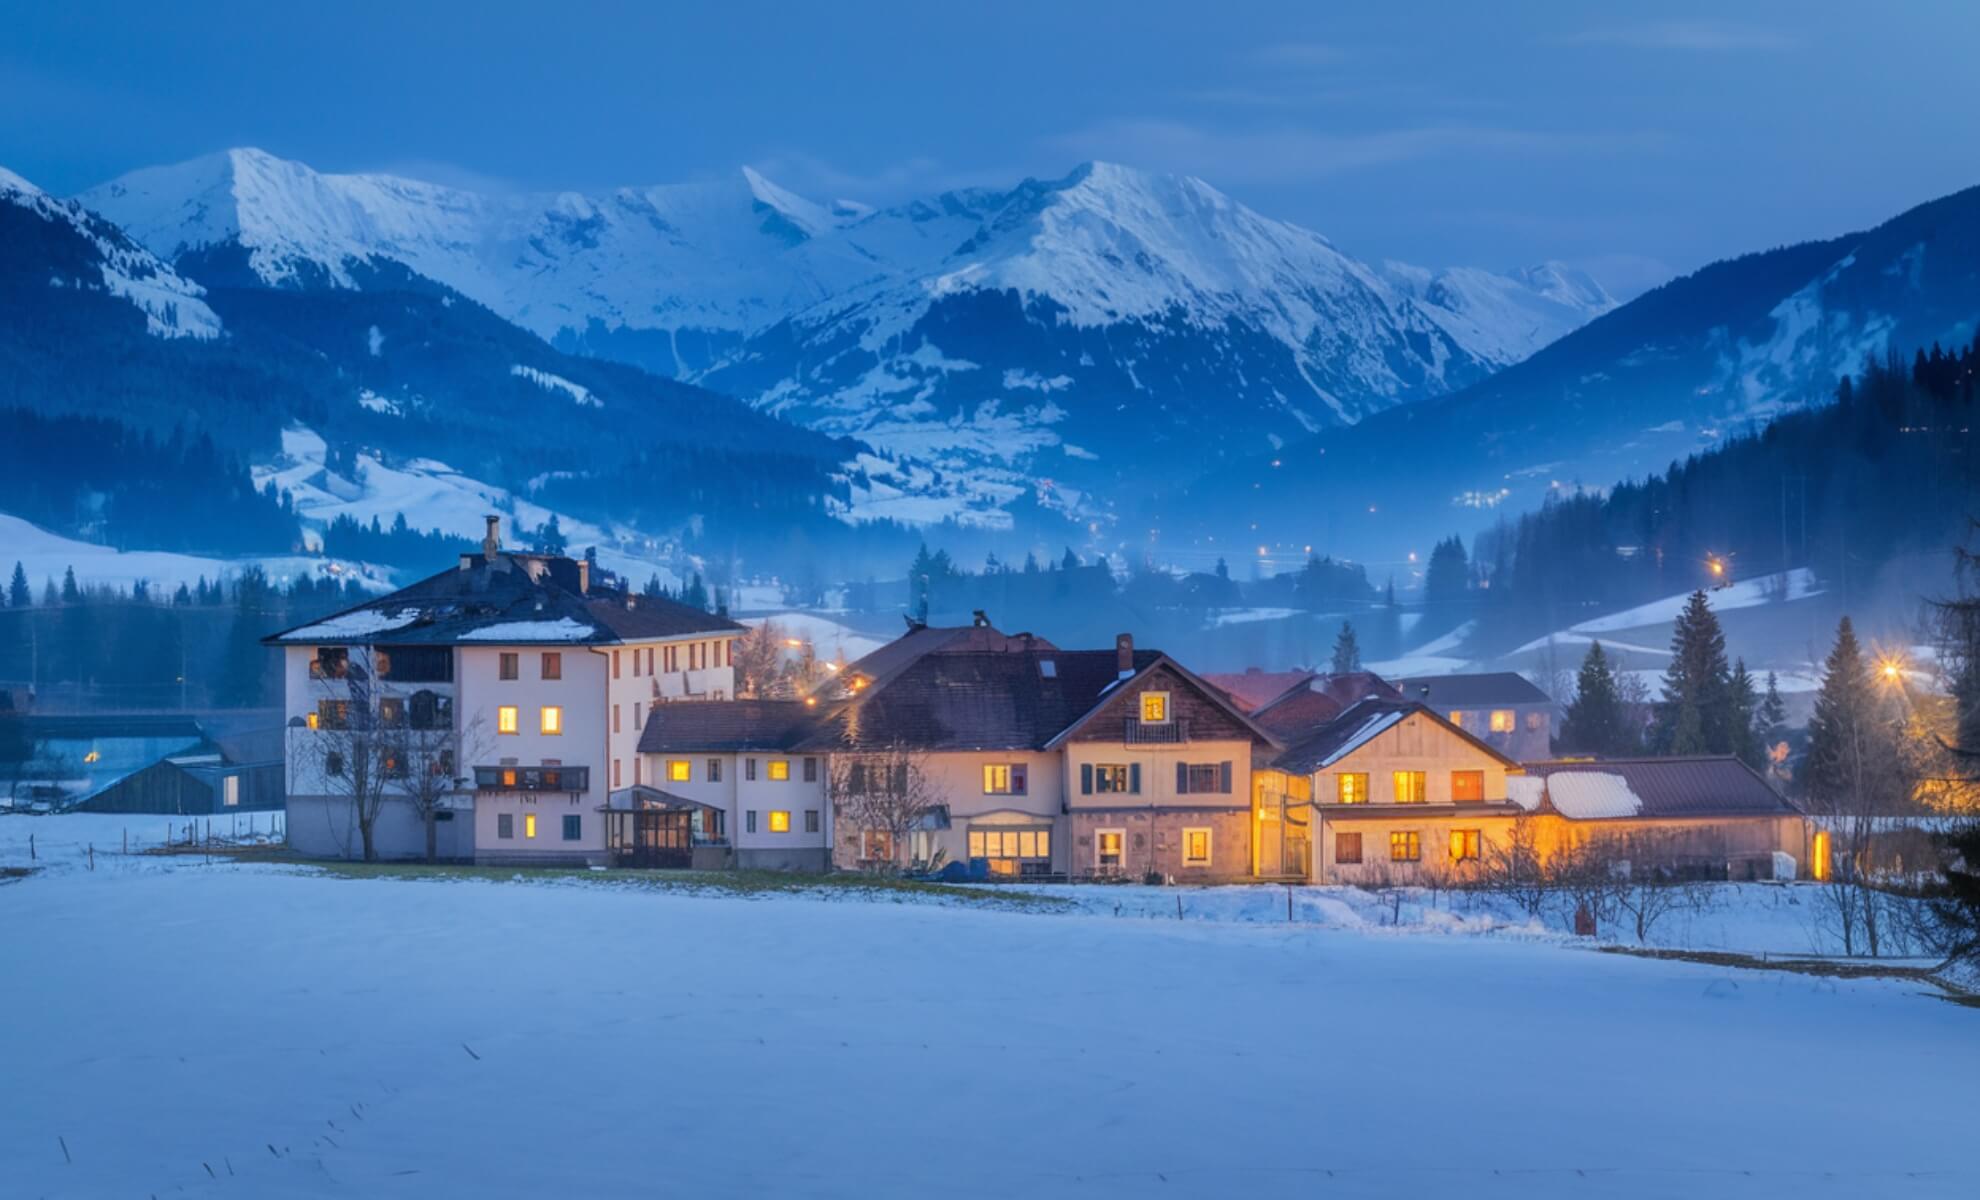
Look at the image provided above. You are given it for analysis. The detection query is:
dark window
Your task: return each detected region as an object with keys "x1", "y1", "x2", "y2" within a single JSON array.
[
  {"x1": 1335, "y1": 832, "x2": 1362, "y2": 864},
  {"x1": 310, "y1": 647, "x2": 349, "y2": 679},
  {"x1": 562, "y1": 814, "x2": 582, "y2": 841},
  {"x1": 324, "y1": 750, "x2": 345, "y2": 777},
  {"x1": 746, "y1": 758, "x2": 757, "y2": 782},
  {"x1": 746, "y1": 810, "x2": 758, "y2": 833},
  {"x1": 378, "y1": 697, "x2": 406, "y2": 727},
  {"x1": 803, "y1": 757, "x2": 818, "y2": 783},
  {"x1": 541, "y1": 652, "x2": 562, "y2": 680},
  {"x1": 499, "y1": 652, "x2": 519, "y2": 681},
  {"x1": 805, "y1": 809, "x2": 820, "y2": 833},
  {"x1": 498, "y1": 814, "x2": 514, "y2": 839},
  {"x1": 380, "y1": 646, "x2": 451, "y2": 682},
  {"x1": 708, "y1": 758, "x2": 723, "y2": 782},
  {"x1": 315, "y1": 699, "x2": 351, "y2": 730}
]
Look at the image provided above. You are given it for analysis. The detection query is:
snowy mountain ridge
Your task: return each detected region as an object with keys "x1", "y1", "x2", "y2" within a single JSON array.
[{"x1": 0, "y1": 166, "x2": 221, "y2": 340}]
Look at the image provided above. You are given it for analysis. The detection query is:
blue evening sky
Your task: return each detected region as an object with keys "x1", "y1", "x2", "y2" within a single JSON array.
[{"x1": 5, "y1": 1, "x2": 1977, "y2": 295}]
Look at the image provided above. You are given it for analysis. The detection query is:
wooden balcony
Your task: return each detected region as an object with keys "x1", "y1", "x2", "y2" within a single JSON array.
[
  {"x1": 1123, "y1": 718, "x2": 1189, "y2": 744},
  {"x1": 473, "y1": 765, "x2": 590, "y2": 793}
]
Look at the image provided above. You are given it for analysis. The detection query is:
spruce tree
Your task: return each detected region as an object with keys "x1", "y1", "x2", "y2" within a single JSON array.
[
  {"x1": 1330, "y1": 621, "x2": 1362, "y2": 674},
  {"x1": 60, "y1": 566, "x2": 81, "y2": 604},
  {"x1": 1559, "y1": 641, "x2": 1631, "y2": 756},
  {"x1": 7, "y1": 563, "x2": 28, "y2": 608},
  {"x1": 1652, "y1": 590, "x2": 1733, "y2": 755},
  {"x1": 1804, "y1": 616, "x2": 1875, "y2": 808},
  {"x1": 1729, "y1": 658, "x2": 1762, "y2": 769},
  {"x1": 41, "y1": 578, "x2": 57, "y2": 607}
]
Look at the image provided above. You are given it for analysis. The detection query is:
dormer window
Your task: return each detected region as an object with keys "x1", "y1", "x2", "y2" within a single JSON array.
[{"x1": 1140, "y1": 692, "x2": 1170, "y2": 723}]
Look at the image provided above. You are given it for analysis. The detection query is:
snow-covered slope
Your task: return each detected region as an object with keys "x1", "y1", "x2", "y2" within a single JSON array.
[
  {"x1": 77, "y1": 151, "x2": 1615, "y2": 525},
  {"x1": 0, "y1": 511, "x2": 390, "y2": 594},
  {"x1": 0, "y1": 166, "x2": 220, "y2": 340}
]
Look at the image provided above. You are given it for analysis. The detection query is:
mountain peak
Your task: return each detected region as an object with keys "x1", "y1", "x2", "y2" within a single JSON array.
[{"x1": 0, "y1": 164, "x2": 43, "y2": 196}]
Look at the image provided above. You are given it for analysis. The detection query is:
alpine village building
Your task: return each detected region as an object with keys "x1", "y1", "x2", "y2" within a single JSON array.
[{"x1": 270, "y1": 529, "x2": 1810, "y2": 879}]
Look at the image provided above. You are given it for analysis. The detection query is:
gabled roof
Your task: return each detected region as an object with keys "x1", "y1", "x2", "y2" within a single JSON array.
[
  {"x1": 1394, "y1": 671, "x2": 1554, "y2": 708},
  {"x1": 817, "y1": 621, "x2": 1059, "y2": 699},
  {"x1": 1201, "y1": 669, "x2": 1316, "y2": 713},
  {"x1": 1250, "y1": 671, "x2": 1404, "y2": 740},
  {"x1": 265, "y1": 552, "x2": 740, "y2": 646},
  {"x1": 1273, "y1": 699, "x2": 1522, "y2": 774},
  {"x1": 1516, "y1": 756, "x2": 1798, "y2": 821},
  {"x1": 1045, "y1": 653, "x2": 1283, "y2": 750},
  {"x1": 637, "y1": 700, "x2": 819, "y2": 754},
  {"x1": 798, "y1": 648, "x2": 1155, "y2": 752}
]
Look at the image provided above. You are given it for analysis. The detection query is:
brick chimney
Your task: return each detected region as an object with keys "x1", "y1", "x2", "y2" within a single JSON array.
[
  {"x1": 482, "y1": 514, "x2": 501, "y2": 563},
  {"x1": 1116, "y1": 632, "x2": 1134, "y2": 676}
]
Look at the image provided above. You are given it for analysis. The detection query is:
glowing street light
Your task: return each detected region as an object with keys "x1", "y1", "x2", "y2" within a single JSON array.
[{"x1": 1878, "y1": 655, "x2": 1905, "y2": 684}]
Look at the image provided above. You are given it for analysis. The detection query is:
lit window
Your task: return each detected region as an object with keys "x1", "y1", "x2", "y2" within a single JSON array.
[
  {"x1": 524, "y1": 813, "x2": 538, "y2": 839},
  {"x1": 540, "y1": 706, "x2": 562, "y2": 735},
  {"x1": 1393, "y1": 771, "x2": 1426, "y2": 803},
  {"x1": 1336, "y1": 773, "x2": 1368, "y2": 804},
  {"x1": 305, "y1": 713, "x2": 319, "y2": 731},
  {"x1": 1451, "y1": 771, "x2": 1485, "y2": 802},
  {"x1": 1389, "y1": 831, "x2": 1421, "y2": 862},
  {"x1": 498, "y1": 706, "x2": 519, "y2": 735},
  {"x1": 223, "y1": 777, "x2": 240, "y2": 807},
  {"x1": 983, "y1": 763, "x2": 1029, "y2": 795},
  {"x1": 969, "y1": 828, "x2": 1052, "y2": 863},
  {"x1": 1448, "y1": 710, "x2": 1464, "y2": 728},
  {"x1": 1096, "y1": 829, "x2": 1125, "y2": 869},
  {"x1": 1489, "y1": 710, "x2": 1515, "y2": 733},
  {"x1": 1335, "y1": 832, "x2": 1363, "y2": 864},
  {"x1": 1182, "y1": 827, "x2": 1212, "y2": 866},
  {"x1": 668, "y1": 760, "x2": 691, "y2": 783},
  {"x1": 1450, "y1": 829, "x2": 1481, "y2": 861},
  {"x1": 768, "y1": 759, "x2": 790, "y2": 782},
  {"x1": 1140, "y1": 692, "x2": 1170, "y2": 723},
  {"x1": 769, "y1": 810, "x2": 791, "y2": 833}
]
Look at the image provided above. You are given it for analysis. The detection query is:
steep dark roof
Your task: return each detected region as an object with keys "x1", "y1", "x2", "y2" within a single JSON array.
[
  {"x1": 638, "y1": 700, "x2": 819, "y2": 753},
  {"x1": 1274, "y1": 698, "x2": 1522, "y2": 774},
  {"x1": 797, "y1": 648, "x2": 1158, "y2": 752},
  {"x1": 1394, "y1": 672, "x2": 1554, "y2": 707},
  {"x1": 1201, "y1": 669, "x2": 1316, "y2": 713},
  {"x1": 1520, "y1": 756, "x2": 1799, "y2": 820},
  {"x1": 1251, "y1": 672, "x2": 1404, "y2": 739},
  {"x1": 265, "y1": 552, "x2": 739, "y2": 646},
  {"x1": 819, "y1": 622, "x2": 1060, "y2": 698}
]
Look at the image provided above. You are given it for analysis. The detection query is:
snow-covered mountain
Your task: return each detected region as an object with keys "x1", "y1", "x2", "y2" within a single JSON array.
[
  {"x1": 80, "y1": 150, "x2": 1614, "y2": 526},
  {"x1": 1, "y1": 166, "x2": 220, "y2": 340}
]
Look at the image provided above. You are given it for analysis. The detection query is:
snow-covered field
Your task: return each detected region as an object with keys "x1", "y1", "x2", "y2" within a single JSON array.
[
  {"x1": 0, "y1": 512, "x2": 394, "y2": 596},
  {"x1": 2, "y1": 816, "x2": 1972, "y2": 1198}
]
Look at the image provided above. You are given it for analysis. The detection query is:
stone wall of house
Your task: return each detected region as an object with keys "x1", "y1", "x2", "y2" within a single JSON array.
[{"x1": 1069, "y1": 807, "x2": 1254, "y2": 882}]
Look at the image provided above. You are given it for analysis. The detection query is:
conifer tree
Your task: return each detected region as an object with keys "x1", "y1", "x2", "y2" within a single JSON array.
[
  {"x1": 1652, "y1": 591, "x2": 1733, "y2": 755},
  {"x1": 1559, "y1": 641, "x2": 1633, "y2": 756},
  {"x1": 1729, "y1": 657, "x2": 1762, "y2": 768},
  {"x1": 1330, "y1": 621, "x2": 1362, "y2": 674},
  {"x1": 1804, "y1": 616, "x2": 1878, "y2": 808},
  {"x1": 60, "y1": 566, "x2": 81, "y2": 604},
  {"x1": 682, "y1": 572, "x2": 709, "y2": 612},
  {"x1": 41, "y1": 578, "x2": 57, "y2": 607},
  {"x1": 7, "y1": 563, "x2": 29, "y2": 608}
]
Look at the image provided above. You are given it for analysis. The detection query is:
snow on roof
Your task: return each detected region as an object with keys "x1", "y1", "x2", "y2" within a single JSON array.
[
  {"x1": 282, "y1": 608, "x2": 424, "y2": 640},
  {"x1": 1319, "y1": 710, "x2": 1406, "y2": 768},
  {"x1": 455, "y1": 617, "x2": 596, "y2": 642},
  {"x1": 1541, "y1": 771, "x2": 1643, "y2": 819},
  {"x1": 1506, "y1": 775, "x2": 1546, "y2": 812}
]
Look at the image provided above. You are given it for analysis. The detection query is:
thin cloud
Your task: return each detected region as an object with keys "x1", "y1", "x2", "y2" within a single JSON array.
[
  {"x1": 1044, "y1": 119, "x2": 1669, "y2": 185},
  {"x1": 1252, "y1": 41, "x2": 1347, "y2": 66},
  {"x1": 1555, "y1": 21, "x2": 1797, "y2": 52}
]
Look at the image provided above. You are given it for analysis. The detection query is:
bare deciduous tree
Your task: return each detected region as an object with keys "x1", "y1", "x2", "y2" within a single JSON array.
[
  {"x1": 382, "y1": 710, "x2": 488, "y2": 863},
  {"x1": 293, "y1": 646, "x2": 392, "y2": 861},
  {"x1": 731, "y1": 620, "x2": 789, "y2": 699},
  {"x1": 827, "y1": 743, "x2": 941, "y2": 873}
]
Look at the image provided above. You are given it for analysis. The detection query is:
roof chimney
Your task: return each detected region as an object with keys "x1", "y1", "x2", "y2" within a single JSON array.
[
  {"x1": 482, "y1": 514, "x2": 501, "y2": 563},
  {"x1": 578, "y1": 559, "x2": 590, "y2": 595},
  {"x1": 1116, "y1": 632, "x2": 1134, "y2": 677},
  {"x1": 972, "y1": 609, "x2": 990, "y2": 628}
]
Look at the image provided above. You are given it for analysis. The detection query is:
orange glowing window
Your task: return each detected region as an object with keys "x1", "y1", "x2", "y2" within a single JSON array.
[
  {"x1": 1489, "y1": 710, "x2": 1515, "y2": 733},
  {"x1": 1140, "y1": 692, "x2": 1170, "y2": 723},
  {"x1": 1450, "y1": 829, "x2": 1481, "y2": 861},
  {"x1": 768, "y1": 810, "x2": 791, "y2": 833},
  {"x1": 1389, "y1": 831, "x2": 1421, "y2": 862},
  {"x1": 539, "y1": 706, "x2": 562, "y2": 735},
  {"x1": 768, "y1": 759, "x2": 790, "y2": 782},
  {"x1": 497, "y1": 706, "x2": 519, "y2": 735},
  {"x1": 524, "y1": 813, "x2": 537, "y2": 839},
  {"x1": 1337, "y1": 773, "x2": 1368, "y2": 804},
  {"x1": 1393, "y1": 771, "x2": 1427, "y2": 803},
  {"x1": 1451, "y1": 771, "x2": 1485, "y2": 802},
  {"x1": 668, "y1": 759, "x2": 691, "y2": 783}
]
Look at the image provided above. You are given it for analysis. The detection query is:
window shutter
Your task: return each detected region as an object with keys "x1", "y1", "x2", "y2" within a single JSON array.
[
  {"x1": 1129, "y1": 763, "x2": 1141, "y2": 794},
  {"x1": 1081, "y1": 763, "x2": 1093, "y2": 795},
  {"x1": 1220, "y1": 761, "x2": 1233, "y2": 794},
  {"x1": 1176, "y1": 762, "x2": 1189, "y2": 794}
]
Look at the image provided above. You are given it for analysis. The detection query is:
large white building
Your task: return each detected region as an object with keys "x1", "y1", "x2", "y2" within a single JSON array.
[{"x1": 267, "y1": 519, "x2": 743, "y2": 864}]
